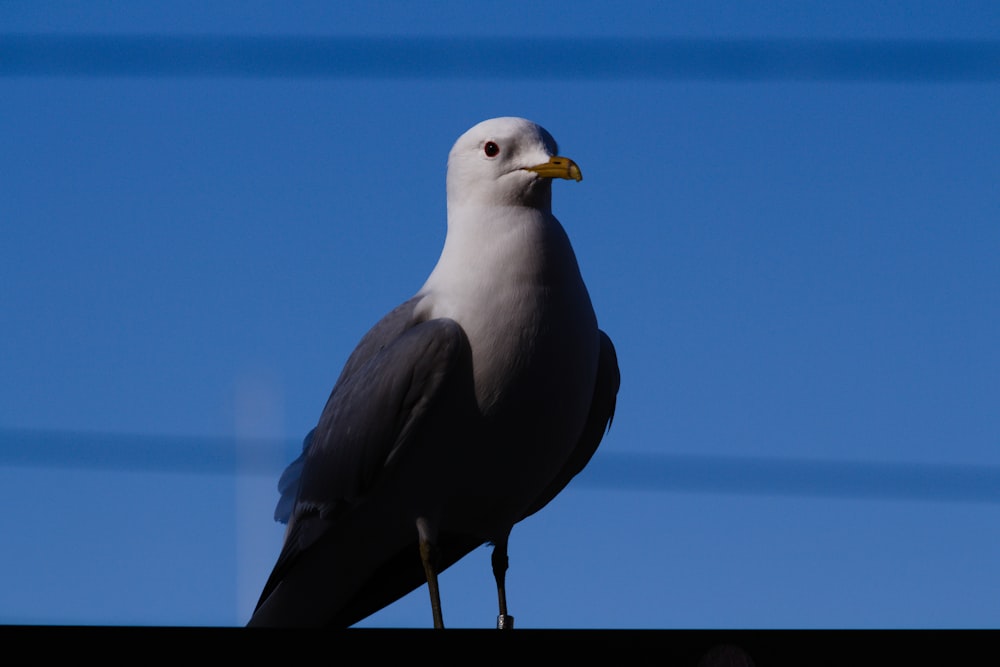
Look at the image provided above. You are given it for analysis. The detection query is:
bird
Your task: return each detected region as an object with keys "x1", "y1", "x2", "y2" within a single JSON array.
[{"x1": 247, "y1": 116, "x2": 619, "y2": 629}]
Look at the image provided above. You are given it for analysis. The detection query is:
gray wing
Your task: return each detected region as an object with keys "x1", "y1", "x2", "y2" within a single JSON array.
[
  {"x1": 273, "y1": 429, "x2": 312, "y2": 523},
  {"x1": 251, "y1": 297, "x2": 476, "y2": 625},
  {"x1": 272, "y1": 296, "x2": 425, "y2": 524},
  {"x1": 296, "y1": 315, "x2": 471, "y2": 522},
  {"x1": 519, "y1": 329, "x2": 620, "y2": 522}
]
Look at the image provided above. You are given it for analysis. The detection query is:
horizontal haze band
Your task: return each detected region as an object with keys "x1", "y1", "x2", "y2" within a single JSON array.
[
  {"x1": 2, "y1": 35, "x2": 999, "y2": 81},
  {"x1": 3, "y1": 429, "x2": 998, "y2": 504}
]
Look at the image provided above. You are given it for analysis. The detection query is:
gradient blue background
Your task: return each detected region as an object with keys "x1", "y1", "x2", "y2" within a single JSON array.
[{"x1": 1, "y1": 2, "x2": 999, "y2": 627}]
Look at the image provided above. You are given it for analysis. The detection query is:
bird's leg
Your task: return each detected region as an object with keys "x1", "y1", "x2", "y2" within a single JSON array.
[
  {"x1": 492, "y1": 532, "x2": 514, "y2": 630},
  {"x1": 416, "y1": 517, "x2": 445, "y2": 629},
  {"x1": 419, "y1": 540, "x2": 444, "y2": 629}
]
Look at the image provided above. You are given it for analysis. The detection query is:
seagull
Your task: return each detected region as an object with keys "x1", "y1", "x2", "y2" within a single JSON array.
[{"x1": 247, "y1": 117, "x2": 620, "y2": 629}]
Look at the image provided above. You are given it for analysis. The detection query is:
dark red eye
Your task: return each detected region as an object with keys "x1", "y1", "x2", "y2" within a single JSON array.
[{"x1": 484, "y1": 141, "x2": 500, "y2": 157}]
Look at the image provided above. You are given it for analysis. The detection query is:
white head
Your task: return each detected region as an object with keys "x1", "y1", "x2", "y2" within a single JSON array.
[{"x1": 446, "y1": 117, "x2": 581, "y2": 211}]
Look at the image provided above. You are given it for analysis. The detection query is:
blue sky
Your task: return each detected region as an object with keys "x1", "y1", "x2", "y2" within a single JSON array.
[{"x1": 1, "y1": 2, "x2": 999, "y2": 627}]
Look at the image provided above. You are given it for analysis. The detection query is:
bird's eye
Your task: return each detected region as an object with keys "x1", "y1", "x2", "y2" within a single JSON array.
[{"x1": 484, "y1": 141, "x2": 500, "y2": 157}]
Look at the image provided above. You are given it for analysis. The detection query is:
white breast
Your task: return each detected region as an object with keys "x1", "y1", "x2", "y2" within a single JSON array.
[{"x1": 415, "y1": 204, "x2": 598, "y2": 424}]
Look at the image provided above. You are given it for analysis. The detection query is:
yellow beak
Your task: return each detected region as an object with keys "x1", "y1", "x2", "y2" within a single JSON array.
[{"x1": 524, "y1": 156, "x2": 582, "y2": 182}]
